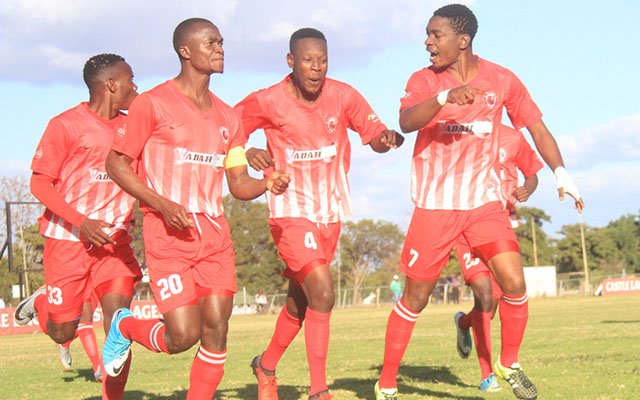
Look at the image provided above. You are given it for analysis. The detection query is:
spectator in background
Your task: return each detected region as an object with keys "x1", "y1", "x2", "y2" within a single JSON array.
[
  {"x1": 390, "y1": 275, "x2": 404, "y2": 304},
  {"x1": 450, "y1": 274, "x2": 461, "y2": 304}
]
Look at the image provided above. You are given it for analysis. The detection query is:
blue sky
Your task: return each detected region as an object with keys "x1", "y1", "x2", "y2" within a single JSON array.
[{"x1": 1, "y1": 0, "x2": 638, "y2": 236}]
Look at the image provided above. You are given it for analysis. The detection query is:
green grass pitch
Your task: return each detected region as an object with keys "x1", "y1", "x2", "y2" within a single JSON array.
[{"x1": 1, "y1": 295, "x2": 638, "y2": 399}]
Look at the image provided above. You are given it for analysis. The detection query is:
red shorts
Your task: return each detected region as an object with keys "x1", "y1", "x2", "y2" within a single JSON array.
[
  {"x1": 42, "y1": 233, "x2": 141, "y2": 323},
  {"x1": 144, "y1": 212, "x2": 237, "y2": 314},
  {"x1": 269, "y1": 218, "x2": 340, "y2": 285},
  {"x1": 455, "y1": 238, "x2": 502, "y2": 299},
  {"x1": 400, "y1": 202, "x2": 518, "y2": 281}
]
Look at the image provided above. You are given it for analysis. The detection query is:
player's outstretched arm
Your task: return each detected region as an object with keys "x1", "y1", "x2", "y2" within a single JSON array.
[
  {"x1": 106, "y1": 150, "x2": 194, "y2": 230},
  {"x1": 526, "y1": 120, "x2": 585, "y2": 212},
  {"x1": 369, "y1": 129, "x2": 405, "y2": 153}
]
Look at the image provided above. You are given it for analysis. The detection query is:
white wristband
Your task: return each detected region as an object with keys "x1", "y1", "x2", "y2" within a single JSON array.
[
  {"x1": 553, "y1": 166, "x2": 582, "y2": 200},
  {"x1": 436, "y1": 89, "x2": 450, "y2": 106}
]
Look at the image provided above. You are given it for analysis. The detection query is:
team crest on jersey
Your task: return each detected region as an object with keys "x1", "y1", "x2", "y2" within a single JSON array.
[
  {"x1": 34, "y1": 147, "x2": 43, "y2": 160},
  {"x1": 326, "y1": 117, "x2": 338, "y2": 134},
  {"x1": 499, "y1": 147, "x2": 507, "y2": 163},
  {"x1": 116, "y1": 127, "x2": 126, "y2": 137},
  {"x1": 367, "y1": 113, "x2": 380, "y2": 123},
  {"x1": 484, "y1": 91, "x2": 497, "y2": 109},
  {"x1": 88, "y1": 169, "x2": 113, "y2": 183},
  {"x1": 219, "y1": 126, "x2": 230, "y2": 144}
]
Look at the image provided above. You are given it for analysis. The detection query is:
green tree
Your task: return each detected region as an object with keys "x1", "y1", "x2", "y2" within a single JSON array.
[
  {"x1": 223, "y1": 195, "x2": 286, "y2": 296},
  {"x1": 0, "y1": 176, "x2": 44, "y2": 297},
  {"x1": 604, "y1": 214, "x2": 640, "y2": 273},
  {"x1": 554, "y1": 223, "x2": 595, "y2": 274},
  {"x1": 339, "y1": 219, "x2": 404, "y2": 304},
  {"x1": 515, "y1": 206, "x2": 554, "y2": 266}
]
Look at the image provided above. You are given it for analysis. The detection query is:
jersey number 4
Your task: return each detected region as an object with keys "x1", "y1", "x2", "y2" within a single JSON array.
[{"x1": 304, "y1": 232, "x2": 318, "y2": 250}]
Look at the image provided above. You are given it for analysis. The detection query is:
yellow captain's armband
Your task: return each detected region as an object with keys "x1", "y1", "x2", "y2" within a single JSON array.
[{"x1": 225, "y1": 146, "x2": 248, "y2": 169}]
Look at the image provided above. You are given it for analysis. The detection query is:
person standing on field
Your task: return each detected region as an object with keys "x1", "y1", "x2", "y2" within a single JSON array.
[
  {"x1": 103, "y1": 18, "x2": 289, "y2": 399},
  {"x1": 374, "y1": 4, "x2": 583, "y2": 400},
  {"x1": 15, "y1": 53, "x2": 141, "y2": 399},
  {"x1": 235, "y1": 27, "x2": 403, "y2": 400}
]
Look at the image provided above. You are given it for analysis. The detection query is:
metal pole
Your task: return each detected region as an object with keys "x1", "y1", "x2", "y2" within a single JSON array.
[
  {"x1": 579, "y1": 214, "x2": 590, "y2": 295},
  {"x1": 531, "y1": 216, "x2": 539, "y2": 267},
  {"x1": 336, "y1": 235, "x2": 341, "y2": 308}
]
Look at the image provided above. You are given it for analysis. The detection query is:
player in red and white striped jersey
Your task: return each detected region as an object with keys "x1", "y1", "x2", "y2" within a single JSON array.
[
  {"x1": 235, "y1": 28, "x2": 403, "y2": 400},
  {"x1": 17, "y1": 53, "x2": 141, "y2": 399},
  {"x1": 452, "y1": 124, "x2": 544, "y2": 392},
  {"x1": 104, "y1": 18, "x2": 289, "y2": 400},
  {"x1": 375, "y1": 5, "x2": 584, "y2": 400}
]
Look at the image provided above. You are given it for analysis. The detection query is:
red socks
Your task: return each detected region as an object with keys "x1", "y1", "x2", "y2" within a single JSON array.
[
  {"x1": 499, "y1": 293, "x2": 529, "y2": 367},
  {"x1": 379, "y1": 300, "x2": 420, "y2": 389},
  {"x1": 34, "y1": 293, "x2": 49, "y2": 335},
  {"x1": 470, "y1": 310, "x2": 493, "y2": 379},
  {"x1": 186, "y1": 346, "x2": 225, "y2": 399},
  {"x1": 120, "y1": 318, "x2": 169, "y2": 353},
  {"x1": 261, "y1": 307, "x2": 303, "y2": 371},
  {"x1": 459, "y1": 311, "x2": 472, "y2": 331},
  {"x1": 102, "y1": 352, "x2": 132, "y2": 400},
  {"x1": 304, "y1": 308, "x2": 331, "y2": 396},
  {"x1": 77, "y1": 322, "x2": 101, "y2": 372}
]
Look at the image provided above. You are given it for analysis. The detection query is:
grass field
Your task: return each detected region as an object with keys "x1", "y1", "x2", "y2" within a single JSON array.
[{"x1": 1, "y1": 295, "x2": 639, "y2": 399}]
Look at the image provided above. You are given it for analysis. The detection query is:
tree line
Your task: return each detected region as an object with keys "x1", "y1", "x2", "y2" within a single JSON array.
[{"x1": 1, "y1": 176, "x2": 638, "y2": 303}]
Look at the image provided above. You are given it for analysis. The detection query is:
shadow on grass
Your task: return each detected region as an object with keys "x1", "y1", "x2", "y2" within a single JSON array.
[
  {"x1": 76, "y1": 365, "x2": 481, "y2": 399},
  {"x1": 83, "y1": 390, "x2": 188, "y2": 400},
  {"x1": 61, "y1": 368, "x2": 100, "y2": 383},
  {"x1": 601, "y1": 320, "x2": 640, "y2": 324},
  {"x1": 219, "y1": 384, "x2": 306, "y2": 399}
]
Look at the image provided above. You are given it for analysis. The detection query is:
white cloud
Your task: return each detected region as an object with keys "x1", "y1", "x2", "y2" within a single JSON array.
[
  {"x1": 555, "y1": 113, "x2": 640, "y2": 169},
  {"x1": 0, "y1": 0, "x2": 466, "y2": 83}
]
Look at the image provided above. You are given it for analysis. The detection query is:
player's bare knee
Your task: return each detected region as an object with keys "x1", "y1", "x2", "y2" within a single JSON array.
[
  {"x1": 500, "y1": 279, "x2": 526, "y2": 295},
  {"x1": 308, "y1": 289, "x2": 334, "y2": 312},
  {"x1": 48, "y1": 325, "x2": 76, "y2": 344},
  {"x1": 405, "y1": 291, "x2": 429, "y2": 312},
  {"x1": 169, "y1": 331, "x2": 200, "y2": 353}
]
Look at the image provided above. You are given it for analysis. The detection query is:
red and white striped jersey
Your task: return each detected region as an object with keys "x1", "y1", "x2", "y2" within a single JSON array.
[
  {"x1": 112, "y1": 80, "x2": 245, "y2": 216},
  {"x1": 235, "y1": 76, "x2": 387, "y2": 223},
  {"x1": 401, "y1": 58, "x2": 543, "y2": 210},
  {"x1": 31, "y1": 103, "x2": 135, "y2": 241},
  {"x1": 498, "y1": 124, "x2": 544, "y2": 210}
]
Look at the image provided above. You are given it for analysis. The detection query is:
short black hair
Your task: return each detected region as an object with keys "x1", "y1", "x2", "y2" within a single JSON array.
[
  {"x1": 289, "y1": 27, "x2": 326, "y2": 53},
  {"x1": 173, "y1": 17, "x2": 214, "y2": 56},
  {"x1": 433, "y1": 4, "x2": 478, "y2": 40},
  {"x1": 82, "y1": 53, "x2": 125, "y2": 89}
]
